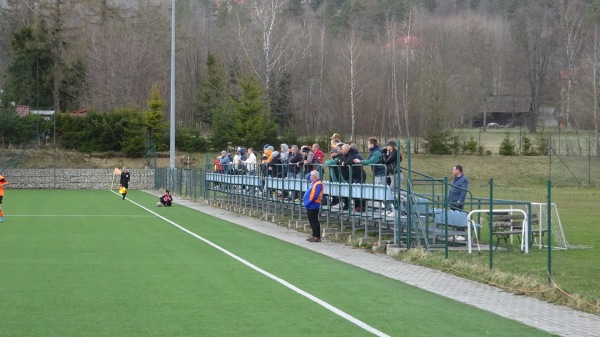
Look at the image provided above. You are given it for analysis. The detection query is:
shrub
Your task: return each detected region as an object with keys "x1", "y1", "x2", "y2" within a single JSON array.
[
  {"x1": 462, "y1": 136, "x2": 479, "y2": 155},
  {"x1": 499, "y1": 133, "x2": 516, "y2": 156},
  {"x1": 449, "y1": 135, "x2": 461, "y2": 154},
  {"x1": 176, "y1": 127, "x2": 208, "y2": 152},
  {"x1": 425, "y1": 132, "x2": 452, "y2": 154},
  {"x1": 522, "y1": 135, "x2": 536, "y2": 156},
  {"x1": 535, "y1": 133, "x2": 550, "y2": 155}
]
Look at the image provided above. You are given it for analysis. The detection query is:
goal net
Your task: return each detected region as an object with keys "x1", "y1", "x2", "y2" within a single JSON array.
[{"x1": 530, "y1": 202, "x2": 569, "y2": 250}]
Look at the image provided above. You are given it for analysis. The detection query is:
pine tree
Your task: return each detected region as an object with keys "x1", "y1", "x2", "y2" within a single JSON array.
[
  {"x1": 210, "y1": 100, "x2": 236, "y2": 149},
  {"x1": 144, "y1": 83, "x2": 168, "y2": 151},
  {"x1": 268, "y1": 71, "x2": 294, "y2": 130},
  {"x1": 499, "y1": 132, "x2": 516, "y2": 156},
  {"x1": 2, "y1": 25, "x2": 53, "y2": 108},
  {"x1": 233, "y1": 76, "x2": 277, "y2": 148},
  {"x1": 195, "y1": 52, "x2": 226, "y2": 127}
]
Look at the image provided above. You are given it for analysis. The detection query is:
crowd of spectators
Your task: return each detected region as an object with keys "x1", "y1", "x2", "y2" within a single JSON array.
[{"x1": 213, "y1": 134, "x2": 404, "y2": 211}]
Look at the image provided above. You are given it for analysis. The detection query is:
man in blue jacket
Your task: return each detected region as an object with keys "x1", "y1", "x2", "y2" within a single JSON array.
[
  {"x1": 448, "y1": 164, "x2": 469, "y2": 211},
  {"x1": 304, "y1": 170, "x2": 324, "y2": 242}
]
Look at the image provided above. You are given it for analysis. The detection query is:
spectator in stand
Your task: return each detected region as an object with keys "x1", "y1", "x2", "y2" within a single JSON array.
[
  {"x1": 243, "y1": 148, "x2": 257, "y2": 175},
  {"x1": 268, "y1": 151, "x2": 285, "y2": 178},
  {"x1": 265, "y1": 145, "x2": 275, "y2": 162},
  {"x1": 382, "y1": 140, "x2": 403, "y2": 191},
  {"x1": 213, "y1": 155, "x2": 223, "y2": 173},
  {"x1": 340, "y1": 144, "x2": 366, "y2": 212},
  {"x1": 219, "y1": 151, "x2": 232, "y2": 174},
  {"x1": 280, "y1": 144, "x2": 290, "y2": 176},
  {"x1": 324, "y1": 147, "x2": 343, "y2": 208},
  {"x1": 448, "y1": 164, "x2": 469, "y2": 211},
  {"x1": 330, "y1": 133, "x2": 343, "y2": 150},
  {"x1": 287, "y1": 145, "x2": 304, "y2": 200},
  {"x1": 287, "y1": 145, "x2": 304, "y2": 179},
  {"x1": 312, "y1": 143, "x2": 325, "y2": 164},
  {"x1": 301, "y1": 146, "x2": 317, "y2": 175},
  {"x1": 354, "y1": 137, "x2": 385, "y2": 185},
  {"x1": 349, "y1": 143, "x2": 363, "y2": 160},
  {"x1": 232, "y1": 149, "x2": 242, "y2": 175}
]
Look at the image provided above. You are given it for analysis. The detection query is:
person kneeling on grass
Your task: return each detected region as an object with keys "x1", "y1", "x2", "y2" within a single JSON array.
[{"x1": 157, "y1": 190, "x2": 173, "y2": 207}]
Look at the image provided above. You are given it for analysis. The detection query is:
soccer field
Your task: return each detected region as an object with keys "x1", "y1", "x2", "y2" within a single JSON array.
[{"x1": 0, "y1": 190, "x2": 553, "y2": 337}]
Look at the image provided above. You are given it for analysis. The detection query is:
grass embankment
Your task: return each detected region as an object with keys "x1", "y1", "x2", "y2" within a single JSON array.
[{"x1": 398, "y1": 154, "x2": 600, "y2": 315}]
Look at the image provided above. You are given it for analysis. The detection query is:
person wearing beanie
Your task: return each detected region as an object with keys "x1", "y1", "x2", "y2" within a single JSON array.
[
  {"x1": 303, "y1": 170, "x2": 324, "y2": 242},
  {"x1": 280, "y1": 144, "x2": 290, "y2": 167},
  {"x1": 268, "y1": 151, "x2": 285, "y2": 178}
]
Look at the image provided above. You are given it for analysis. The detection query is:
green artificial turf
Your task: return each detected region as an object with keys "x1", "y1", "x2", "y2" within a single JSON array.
[{"x1": 0, "y1": 190, "x2": 554, "y2": 337}]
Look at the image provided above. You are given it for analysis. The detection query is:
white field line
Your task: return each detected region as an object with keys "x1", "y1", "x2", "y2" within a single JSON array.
[
  {"x1": 113, "y1": 191, "x2": 391, "y2": 337},
  {"x1": 9, "y1": 215, "x2": 153, "y2": 217}
]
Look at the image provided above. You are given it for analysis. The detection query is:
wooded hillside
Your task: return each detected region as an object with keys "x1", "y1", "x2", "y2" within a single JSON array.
[{"x1": 1, "y1": 0, "x2": 599, "y2": 148}]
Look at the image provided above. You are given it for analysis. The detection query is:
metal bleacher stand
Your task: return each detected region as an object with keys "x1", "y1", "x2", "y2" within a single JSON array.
[{"x1": 202, "y1": 147, "x2": 537, "y2": 254}]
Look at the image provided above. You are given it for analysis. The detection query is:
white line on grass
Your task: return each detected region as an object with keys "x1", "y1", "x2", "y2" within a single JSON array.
[
  {"x1": 113, "y1": 191, "x2": 391, "y2": 337},
  {"x1": 9, "y1": 215, "x2": 153, "y2": 217}
]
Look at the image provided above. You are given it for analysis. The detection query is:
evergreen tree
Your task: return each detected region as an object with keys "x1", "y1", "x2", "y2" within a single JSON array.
[
  {"x1": 195, "y1": 52, "x2": 226, "y2": 127},
  {"x1": 144, "y1": 83, "x2": 168, "y2": 151},
  {"x1": 233, "y1": 76, "x2": 277, "y2": 148},
  {"x1": 268, "y1": 71, "x2": 294, "y2": 130},
  {"x1": 210, "y1": 100, "x2": 236, "y2": 149},
  {"x1": 2, "y1": 25, "x2": 53, "y2": 108},
  {"x1": 499, "y1": 132, "x2": 516, "y2": 156}
]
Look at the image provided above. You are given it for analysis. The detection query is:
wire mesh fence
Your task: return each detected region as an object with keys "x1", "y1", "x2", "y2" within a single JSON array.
[{"x1": 550, "y1": 133, "x2": 600, "y2": 187}]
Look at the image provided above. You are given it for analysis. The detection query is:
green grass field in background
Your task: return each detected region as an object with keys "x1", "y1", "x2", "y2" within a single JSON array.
[{"x1": 0, "y1": 190, "x2": 553, "y2": 337}]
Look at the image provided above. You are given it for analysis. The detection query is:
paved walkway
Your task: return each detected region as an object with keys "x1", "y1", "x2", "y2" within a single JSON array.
[{"x1": 144, "y1": 191, "x2": 600, "y2": 337}]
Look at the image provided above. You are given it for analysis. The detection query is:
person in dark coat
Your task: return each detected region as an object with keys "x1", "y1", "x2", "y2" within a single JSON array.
[{"x1": 120, "y1": 166, "x2": 130, "y2": 200}]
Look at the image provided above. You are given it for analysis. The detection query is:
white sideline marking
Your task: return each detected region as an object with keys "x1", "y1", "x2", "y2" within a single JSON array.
[
  {"x1": 9, "y1": 215, "x2": 153, "y2": 217},
  {"x1": 112, "y1": 191, "x2": 391, "y2": 337}
]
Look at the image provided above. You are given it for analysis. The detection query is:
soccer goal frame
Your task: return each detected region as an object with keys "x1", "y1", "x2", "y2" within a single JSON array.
[{"x1": 531, "y1": 202, "x2": 569, "y2": 250}]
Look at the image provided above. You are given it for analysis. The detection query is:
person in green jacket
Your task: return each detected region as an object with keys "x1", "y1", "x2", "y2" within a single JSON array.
[{"x1": 354, "y1": 137, "x2": 385, "y2": 185}]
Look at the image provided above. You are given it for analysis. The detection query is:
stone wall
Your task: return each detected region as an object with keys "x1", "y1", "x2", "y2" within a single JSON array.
[{"x1": 2, "y1": 168, "x2": 155, "y2": 189}]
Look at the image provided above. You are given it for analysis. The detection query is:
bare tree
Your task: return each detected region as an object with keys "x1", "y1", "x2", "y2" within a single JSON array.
[
  {"x1": 83, "y1": 3, "x2": 170, "y2": 111},
  {"x1": 511, "y1": 4, "x2": 560, "y2": 132},
  {"x1": 462, "y1": 15, "x2": 496, "y2": 130},
  {"x1": 237, "y1": 0, "x2": 307, "y2": 90},
  {"x1": 558, "y1": 1, "x2": 585, "y2": 131},
  {"x1": 341, "y1": 28, "x2": 371, "y2": 142}
]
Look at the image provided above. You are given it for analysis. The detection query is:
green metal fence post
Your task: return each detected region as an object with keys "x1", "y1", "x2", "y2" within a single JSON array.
[
  {"x1": 489, "y1": 178, "x2": 494, "y2": 270},
  {"x1": 443, "y1": 177, "x2": 448, "y2": 260},
  {"x1": 547, "y1": 180, "x2": 552, "y2": 283},
  {"x1": 406, "y1": 139, "x2": 412, "y2": 248}
]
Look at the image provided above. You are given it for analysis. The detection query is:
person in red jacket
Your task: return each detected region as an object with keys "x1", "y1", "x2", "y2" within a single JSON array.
[{"x1": 312, "y1": 143, "x2": 325, "y2": 164}]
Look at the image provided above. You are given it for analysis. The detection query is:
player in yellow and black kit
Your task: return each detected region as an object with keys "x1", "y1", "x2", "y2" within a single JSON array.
[{"x1": 120, "y1": 167, "x2": 130, "y2": 200}]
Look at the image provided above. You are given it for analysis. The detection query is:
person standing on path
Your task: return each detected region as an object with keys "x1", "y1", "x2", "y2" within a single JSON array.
[{"x1": 303, "y1": 170, "x2": 324, "y2": 242}]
